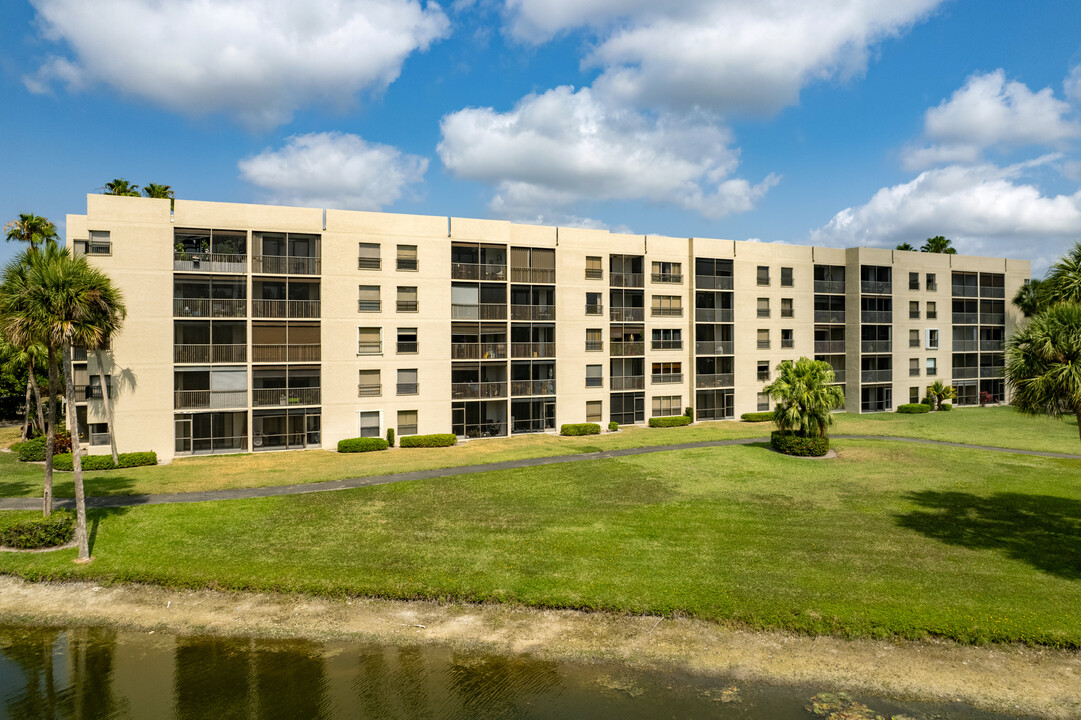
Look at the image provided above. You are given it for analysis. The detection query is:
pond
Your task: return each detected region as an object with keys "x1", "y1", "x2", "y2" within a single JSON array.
[{"x1": 0, "y1": 625, "x2": 1033, "y2": 719}]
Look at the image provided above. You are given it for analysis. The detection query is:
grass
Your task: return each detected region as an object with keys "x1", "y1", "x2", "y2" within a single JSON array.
[
  {"x1": 1, "y1": 438, "x2": 1079, "y2": 647},
  {"x1": 0, "y1": 406, "x2": 1077, "y2": 499}
]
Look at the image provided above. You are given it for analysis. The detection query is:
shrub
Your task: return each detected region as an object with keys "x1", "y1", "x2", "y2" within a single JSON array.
[
  {"x1": 16, "y1": 433, "x2": 72, "y2": 462},
  {"x1": 608, "y1": 421, "x2": 619, "y2": 432},
  {"x1": 399, "y1": 433, "x2": 457, "y2": 448},
  {"x1": 53, "y1": 451, "x2": 158, "y2": 471},
  {"x1": 648, "y1": 416, "x2": 692, "y2": 428},
  {"x1": 897, "y1": 403, "x2": 930, "y2": 414},
  {"x1": 337, "y1": 437, "x2": 389, "y2": 453},
  {"x1": 386, "y1": 428, "x2": 395, "y2": 447},
  {"x1": 920, "y1": 397, "x2": 935, "y2": 407},
  {"x1": 940, "y1": 403, "x2": 952, "y2": 411},
  {"x1": 740, "y1": 412, "x2": 773, "y2": 422},
  {"x1": 560, "y1": 423, "x2": 601, "y2": 436},
  {"x1": 684, "y1": 406, "x2": 694, "y2": 418},
  {"x1": 0, "y1": 511, "x2": 75, "y2": 549},
  {"x1": 770, "y1": 431, "x2": 830, "y2": 457}
]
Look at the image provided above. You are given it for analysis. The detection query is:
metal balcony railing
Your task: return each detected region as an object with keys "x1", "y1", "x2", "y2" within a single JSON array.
[
  {"x1": 861, "y1": 310, "x2": 892, "y2": 323},
  {"x1": 585, "y1": 303, "x2": 604, "y2": 316},
  {"x1": 695, "y1": 276, "x2": 733, "y2": 290},
  {"x1": 585, "y1": 376, "x2": 603, "y2": 388},
  {"x1": 451, "y1": 381, "x2": 507, "y2": 399},
  {"x1": 814, "y1": 341, "x2": 846, "y2": 353},
  {"x1": 651, "y1": 373, "x2": 683, "y2": 384},
  {"x1": 814, "y1": 310, "x2": 845, "y2": 323},
  {"x1": 610, "y1": 272, "x2": 644, "y2": 287},
  {"x1": 173, "y1": 298, "x2": 246, "y2": 318},
  {"x1": 357, "y1": 300, "x2": 381, "y2": 312},
  {"x1": 252, "y1": 387, "x2": 321, "y2": 407},
  {"x1": 953, "y1": 367, "x2": 979, "y2": 379},
  {"x1": 585, "y1": 268, "x2": 603, "y2": 280},
  {"x1": 981, "y1": 286, "x2": 1006, "y2": 299},
  {"x1": 397, "y1": 300, "x2": 419, "y2": 313},
  {"x1": 250, "y1": 344, "x2": 321, "y2": 362},
  {"x1": 953, "y1": 312, "x2": 979, "y2": 324},
  {"x1": 652, "y1": 307, "x2": 683, "y2": 317},
  {"x1": 695, "y1": 341, "x2": 734, "y2": 355},
  {"x1": 357, "y1": 383, "x2": 381, "y2": 397},
  {"x1": 757, "y1": 340, "x2": 770, "y2": 350},
  {"x1": 252, "y1": 299, "x2": 320, "y2": 318},
  {"x1": 174, "y1": 389, "x2": 247, "y2": 409},
  {"x1": 694, "y1": 308, "x2": 733, "y2": 323},
  {"x1": 397, "y1": 383, "x2": 419, "y2": 395},
  {"x1": 980, "y1": 313, "x2": 1005, "y2": 325},
  {"x1": 451, "y1": 342, "x2": 506, "y2": 360},
  {"x1": 610, "y1": 341, "x2": 645, "y2": 356},
  {"x1": 651, "y1": 340, "x2": 682, "y2": 351},
  {"x1": 695, "y1": 373, "x2": 734, "y2": 388},
  {"x1": 781, "y1": 308, "x2": 794, "y2": 318},
  {"x1": 252, "y1": 255, "x2": 320, "y2": 275},
  {"x1": 451, "y1": 263, "x2": 507, "y2": 281},
  {"x1": 814, "y1": 280, "x2": 846, "y2": 294},
  {"x1": 860, "y1": 281, "x2": 891, "y2": 294},
  {"x1": 860, "y1": 370, "x2": 892, "y2": 383},
  {"x1": 585, "y1": 340, "x2": 604, "y2": 352},
  {"x1": 174, "y1": 344, "x2": 247, "y2": 363},
  {"x1": 511, "y1": 342, "x2": 555, "y2": 358},
  {"x1": 357, "y1": 342, "x2": 382, "y2": 355},
  {"x1": 510, "y1": 304, "x2": 555, "y2": 321},
  {"x1": 860, "y1": 340, "x2": 891, "y2": 353},
  {"x1": 357, "y1": 257, "x2": 380, "y2": 270},
  {"x1": 510, "y1": 379, "x2": 556, "y2": 396},
  {"x1": 451, "y1": 303, "x2": 507, "y2": 320},
  {"x1": 981, "y1": 339, "x2": 1003, "y2": 351},
  {"x1": 757, "y1": 309, "x2": 770, "y2": 318},
  {"x1": 397, "y1": 258, "x2": 418, "y2": 271},
  {"x1": 910, "y1": 368, "x2": 921, "y2": 377},
  {"x1": 397, "y1": 342, "x2": 419, "y2": 354},
  {"x1": 953, "y1": 339, "x2": 978, "y2": 351},
  {"x1": 651, "y1": 272, "x2": 683, "y2": 284},
  {"x1": 89, "y1": 431, "x2": 111, "y2": 446},
  {"x1": 511, "y1": 267, "x2": 555, "y2": 283},
  {"x1": 610, "y1": 307, "x2": 644, "y2": 322},
  {"x1": 173, "y1": 252, "x2": 247, "y2": 273},
  {"x1": 610, "y1": 376, "x2": 645, "y2": 390},
  {"x1": 981, "y1": 364, "x2": 1005, "y2": 378},
  {"x1": 952, "y1": 284, "x2": 979, "y2": 298}
]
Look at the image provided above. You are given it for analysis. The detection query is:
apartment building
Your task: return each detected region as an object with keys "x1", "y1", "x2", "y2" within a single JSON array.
[{"x1": 66, "y1": 195, "x2": 1029, "y2": 462}]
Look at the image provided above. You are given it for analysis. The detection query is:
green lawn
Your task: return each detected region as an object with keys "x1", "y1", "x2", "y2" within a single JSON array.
[
  {"x1": 1, "y1": 438, "x2": 1079, "y2": 647},
  {"x1": 1, "y1": 406, "x2": 1078, "y2": 499}
]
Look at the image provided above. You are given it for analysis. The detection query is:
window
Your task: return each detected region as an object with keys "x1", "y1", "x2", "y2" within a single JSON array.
[
  {"x1": 359, "y1": 411, "x2": 380, "y2": 438},
  {"x1": 927, "y1": 301, "x2": 937, "y2": 319},
  {"x1": 927, "y1": 329, "x2": 939, "y2": 349},
  {"x1": 757, "y1": 392, "x2": 770, "y2": 411},
  {"x1": 781, "y1": 298, "x2": 794, "y2": 318},
  {"x1": 910, "y1": 387, "x2": 920, "y2": 404},
  {"x1": 397, "y1": 286, "x2": 418, "y2": 312},
  {"x1": 757, "y1": 266, "x2": 770, "y2": 286},
  {"x1": 87, "y1": 422, "x2": 110, "y2": 445},
  {"x1": 76, "y1": 230, "x2": 112, "y2": 256},
  {"x1": 909, "y1": 272, "x2": 919, "y2": 290},
  {"x1": 909, "y1": 358, "x2": 920, "y2": 377},
  {"x1": 651, "y1": 261, "x2": 682, "y2": 283},
  {"x1": 757, "y1": 297, "x2": 770, "y2": 318},
  {"x1": 586, "y1": 400, "x2": 602, "y2": 423},
  {"x1": 651, "y1": 328, "x2": 682, "y2": 350},
  {"x1": 585, "y1": 364, "x2": 603, "y2": 388},
  {"x1": 396, "y1": 244, "x2": 418, "y2": 271},
  {"x1": 358, "y1": 369, "x2": 380, "y2": 397},
  {"x1": 651, "y1": 295, "x2": 682, "y2": 317},
  {"x1": 909, "y1": 329, "x2": 920, "y2": 348},
  {"x1": 88, "y1": 374, "x2": 113, "y2": 399},
  {"x1": 397, "y1": 327, "x2": 418, "y2": 354},
  {"x1": 926, "y1": 273, "x2": 937, "y2": 292},
  {"x1": 780, "y1": 267, "x2": 793, "y2": 287},
  {"x1": 358, "y1": 285, "x2": 380, "y2": 312},
  {"x1": 757, "y1": 361, "x2": 770, "y2": 382},
  {"x1": 926, "y1": 357, "x2": 937, "y2": 376},
  {"x1": 585, "y1": 256, "x2": 603, "y2": 279},
  {"x1": 397, "y1": 369, "x2": 418, "y2": 395},
  {"x1": 585, "y1": 292, "x2": 603, "y2": 315},
  {"x1": 781, "y1": 329, "x2": 794, "y2": 349},
  {"x1": 586, "y1": 328, "x2": 603, "y2": 351},
  {"x1": 909, "y1": 301, "x2": 920, "y2": 319},
  {"x1": 652, "y1": 395, "x2": 682, "y2": 417},
  {"x1": 357, "y1": 327, "x2": 381, "y2": 355},
  {"x1": 358, "y1": 243, "x2": 380, "y2": 270},
  {"x1": 651, "y1": 362, "x2": 682, "y2": 384},
  {"x1": 757, "y1": 329, "x2": 770, "y2": 349},
  {"x1": 397, "y1": 410, "x2": 418, "y2": 437}
]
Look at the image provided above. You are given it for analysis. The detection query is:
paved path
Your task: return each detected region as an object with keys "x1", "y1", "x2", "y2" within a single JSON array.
[{"x1": 1, "y1": 435, "x2": 1078, "y2": 511}]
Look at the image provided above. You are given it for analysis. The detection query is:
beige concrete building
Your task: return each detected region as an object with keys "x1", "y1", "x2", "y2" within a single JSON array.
[{"x1": 66, "y1": 194, "x2": 1029, "y2": 462}]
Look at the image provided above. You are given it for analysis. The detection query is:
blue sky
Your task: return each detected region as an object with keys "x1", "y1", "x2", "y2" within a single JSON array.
[{"x1": 1, "y1": 0, "x2": 1080, "y2": 274}]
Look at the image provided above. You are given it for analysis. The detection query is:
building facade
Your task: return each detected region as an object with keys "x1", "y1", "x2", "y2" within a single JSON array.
[{"x1": 66, "y1": 195, "x2": 1030, "y2": 462}]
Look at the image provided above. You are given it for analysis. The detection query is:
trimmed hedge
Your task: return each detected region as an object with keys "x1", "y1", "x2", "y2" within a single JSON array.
[
  {"x1": 386, "y1": 428, "x2": 395, "y2": 447},
  {"x1": 940, "y1": 403, "x2": 952, "y2": 411},
  {"x1": 648, "y1": 415, "x2": 692, "y2": 428},
  {"x1": 399, "y1": 433, "x2": 457, "y2": 448},
  {"x1": 16, "y1": 433, "x2": 72, "y2": 462},
  {"x1": 608, "y1": 421, "x2": 619, "y2": 432},
  {"x1": 685, "y1": 406, "x2": 694, "y2": 418},
  {"x1": 921, "y1": 397, "x2": 935, "y2": 407},
  {"x1": 0, "y1": 510, "x2": 75, "y2": 549},
  {"x1": 337, "y1": 437, "x2": 389, "y2": 453},
  {"x1": 897, "y1": 403, "x2": 930, "y2": 414},
  {"x1": 740, "y1": 412, "x2": 773, "y2": 422},
  {"x1": 560, "y1": 423, "x2": 601, "y2": 436},
  {"x1": 770, "y1": 431, "x2": 830, "y2": 457},
  {"x1": 53, "y1": 451, "x2": 158, "y2": 471}
]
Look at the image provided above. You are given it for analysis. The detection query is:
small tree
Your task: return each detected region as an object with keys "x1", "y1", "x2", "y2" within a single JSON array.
[
  {"x1": 895, "y1": 242, "x2": 916, "y2": 251},
  {"x1": 925, "y1": 380, "x2": 956, "y2": 410},
  {"x1": 1006, "y1": 302, "x2": 1081, "y2": 443},
  {"x1": 103, "y1": 179, "x2": 140, "y2": 197},
  {"x1": 764, "y1": 357, "x2": 845, "y2": 438},
  {"x1": 921, "y1": 236, "x2": 957, "y2": 254}
]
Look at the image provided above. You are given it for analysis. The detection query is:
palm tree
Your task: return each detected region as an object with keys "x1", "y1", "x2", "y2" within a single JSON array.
[
  {"x1": 925, "y1": 379, "x2": 956, "y2": 410},
  {"x1": 103, "y1": 179, "x2": 140, "y2": 197},
  {"x1": 921, "y1": 236, "x2": 957, "y2": 254},
  {"x1": 764, "y1": 357, "x2": 845, "y2": 438},
  {"x1": 4, "y1": 214, "x2": 58, "y2": 251},
  {"x1": 1042, "y1": 242, "x2": 1081, "y2": 306},
  {"x1": 0, "y1": 335, "x2": 47, "y2": 441},
  {"x1": 90, "y1": 300, "x2": 126, "y2": 465},
  {"x1": 143, "y1": 183, "x2": 175, "y2": 211},
  {"x1": 1012, "y1": 279, "x2": 1046, "y2": 318},
  {"x1": 895, "y1": 242, "x2": 916, "y2": 251},
  {"x1": 1006, "y1": 302, "x2": 1081, "y2": 442}
]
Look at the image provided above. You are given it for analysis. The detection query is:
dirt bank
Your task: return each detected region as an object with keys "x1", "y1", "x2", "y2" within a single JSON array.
[{"x1": 0, "y1": 576, "x2": 1077, "y2": 718}]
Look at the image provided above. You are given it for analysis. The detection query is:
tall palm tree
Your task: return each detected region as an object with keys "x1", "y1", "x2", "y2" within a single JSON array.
[
  {"x1": 1012, "y1": 279, "x2": 1047, "y2": 318},
  {"x1": 764, "y1": 357, "x2": 845, "y2": 438},
  {"x1": 921, "y1": 236, "x2": 957, "y2": 254},
  {"x1": 143, "y1": 183, "x2": 175, "y2": 211},
  {"x1": 925, "y1": 379, "x2": 956, "y2": 410},
  {"x1": 103, "y1": 179, "x2": 140, "y2": 197},
  {"x1": 4, "y1": 214, "x2": 58, "y2": 251},
  {"x1": 895, "y1": 242, "x2": 916, "y2": 251},
  {"x1": 1006, "y1": 302, "x2": 1081, "y2": 443},
  {"x1": 1042, "y1": 241, "x2": 1081, "y2": 306}
]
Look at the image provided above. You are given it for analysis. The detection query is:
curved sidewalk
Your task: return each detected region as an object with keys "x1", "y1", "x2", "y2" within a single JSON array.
[{"x1": 1, "y1": 435, "x2": 1078, "y2": 511}]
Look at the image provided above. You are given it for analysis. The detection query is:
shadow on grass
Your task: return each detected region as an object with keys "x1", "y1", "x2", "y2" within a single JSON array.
[
  {"x1": 896, "y1": 491, "x2": 1081, "y2": 580},
  {"x1": 88, "y1": 507, "x2": 131, "y2": 556}
]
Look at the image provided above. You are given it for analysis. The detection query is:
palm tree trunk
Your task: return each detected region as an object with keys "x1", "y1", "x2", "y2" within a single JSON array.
[
  {"x1": 43, "y1": 347, "x2": 58, "y2": 518},
  {"x1": 94, "y1": 349, "x2": 119, "y2": 465},
  {"x1": 62, "y1": 344, "x2": 90, "y2": 561},
  {"x1": 28, "y1": 371, "x2": 46, "y2": 440},
  {"x1": 21, "y1": 380, "x2": 32, "y2": 441}
]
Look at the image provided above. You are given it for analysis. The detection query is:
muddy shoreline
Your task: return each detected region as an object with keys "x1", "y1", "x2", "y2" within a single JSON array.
[{"x1": 0, "y1": 576, "x2": 1077, "y2": 718}]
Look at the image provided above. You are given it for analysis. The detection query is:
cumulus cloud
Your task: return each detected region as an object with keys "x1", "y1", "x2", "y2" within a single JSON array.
[
  {"x1": 438, "y1": 86, "x2": 778, "y2": 220},
  {"x1": 1066, "y1": 64, "x2": 1081, "y2": 104},
  {"x1": 24, "y1": 0, "x2": 449, "y2": 128},
  {"x1": 902, "y1": 70, "x2": 1081, "y2": 170},
  {"x1": 504, "y1": 0, "x2": 942, "y2": 114},
  {"x1": 239, "y1": 132, "x2": 429, "y2": 210}
]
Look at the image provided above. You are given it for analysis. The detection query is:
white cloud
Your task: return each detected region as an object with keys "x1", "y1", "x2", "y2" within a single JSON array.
[
  {"x1": 438, "y1": 86, "x2": 778, "y2": 219},
  {"x1": 239, "y1": 132, "x2": 428, "y2": 210},
  {"x1": 504, "y1": 0, "x2": 942, "y2": 114},
  {"x1": 1066, "y1": 64, "x2": 1081, "y2": 104},
  {"x1": 25, "y1": 0, "x2": 449, "y2": 128},
  {"x1": 903, "y1": 70, "x2": 1081, "y2": 170}
]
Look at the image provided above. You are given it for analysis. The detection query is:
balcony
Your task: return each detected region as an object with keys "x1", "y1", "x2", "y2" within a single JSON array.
[
  {"x1": 610, "y1": 341, "x2": 645, "y2": 356},
  {"x1": 397, "y1": 383, "x2": 419, "y2": 395},
  {"x1": 652, "y1": 307, "x2": 683, "y2": 318},
  {"x1": 252, "y1": 299, "x2": 320, "y2": 319},
  {"x1": 981, "y1": 339, "x2": 1004, "y2": 351},
  {"x1": 814, "y1": 341, "x2": 846, "y2": 353},
  {"x1": 695, "y1": 341, "x2": 734, "y2": 355},
  {"x1": 610, "y1": 272, "x2": 644, "y2": 287},
  {"x1": 953, "y1": 367, "x2": 979, "y2": 379},
  {"x1": 610, "y1": 376, "x2": 645, "y2": 390},
  {"x1": 174, "y1": 389, "x2": 247, "y2": 410},
  {"x1": 78, "y1": 385, "x2": 114, "y2": 401},
  {"x1": 610, "y1": 307, "x2": 644, "y2": 322},
  {"x1": 954, "y1": 339, "x2": 979, "y2": 352},
  {"x1": 357, "y1": 300, "x2": 381, "y2": 312},
  {"x1": 173, "y1": 298, "x2": 246, "y2": 318},
  {"x1": 860, "y1": 281, "x2": 891, "y2": 294},
  {"x1": 357, "y1": 383, "x2": 381, "y2": 397},
  {"x1": 651, "y1": 340, "x2": 682, "y2": 351},
  {"x1": 252, "y1": 255, "x2": 320, "y2": 275},
  {"x1": 651, "y1": 272, "x2": 683, "y2": 284},
  {"x1": 510, "y1": 304, "x2": 555, "y2": 321},
  {"x1": 173, "y1": 252, "x2": 246, "y2": 273},
  {"x1": 251, "y1": 344, "x2": 321, "y2": 363},
  {"x1": 813, "y1": 310, "x2": 845, "y2": 323},
  {"x1": 252, "y1": 387, "x2": 321, "y2": 407},
  {"x1": 827, "y1": 370, "x2": 846, "y2": 383},
  {"x1": 357, "y1": 342, "x2": 382, "y2": 355},
  {"x1": 397, "y1": 341, "x2": 419, "y2": 354},
  {"x1": 696, "y1": 373, "x2": 734, "y2": 389},
  {"x1": 860, "y1": 370, "x2": 892, "y2": 383},
  {"x1": 980, "y1": 313, "x2": 1005, "y2": 325},
  {"x1": 511, "y1": 342, "x2": 555, "y2": 358},
  {"x1": 981, "y1": 364, "x2": 1005, "y2": 378},
  {"x1": 451, "y1": 303, "x2": 507, "y2": 320},
  {"x1": 860, "y1": 340, "x2": 891, "y2": 353},
  {"x1": 814, "y1": 280, "x2": 846, "y2": 294},
  {"x1": 451, "y1": 381, "x2": 507, "y2": 399},
  {"x1": 953, "y1": 312, "x2": 979, "y2": 324},
  {"x1": 651, "y1": 373, "x2": 683, "y2": 384},
  {"x1": 511, "y1": 379, "x2": 556, "y2": 396},
  {"x1": 694, "y1": 308, "x2": 733, "y2": 323},
  {"x1": 952, "y1": 284, "x2": 979, "y2": 298},
  {"x1": 73, "y1": 347, "x2": 88, "y2": 361},
  {"x1": 174, "y1": 344, "x2": 247, "y2": 364},
  {"x1": 695, "y1": 276, "x2": 733, "y2": 290},
  {"x1": 451, "y1": 342, "x2": 507, "y2": 360},
  {"x1": 861, "y1": 311, "x2": 892, "y2": 323},
  {"x1": 511, "y1": 268, "x2": 555, "y2": 283},
  {"x1": 585, "y1": 340, "x2": 604, "y2": 352},
  {"x1": 397, "y1": 300, "x2": 419, "y2": 313},
  {"x1": 451, "y1": 263, "x2": 507, "y2": 281}
]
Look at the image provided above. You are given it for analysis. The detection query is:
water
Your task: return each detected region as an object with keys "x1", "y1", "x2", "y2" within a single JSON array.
[{"x1": 0, "y1": 625, "x2": 1030, "y2": 719}]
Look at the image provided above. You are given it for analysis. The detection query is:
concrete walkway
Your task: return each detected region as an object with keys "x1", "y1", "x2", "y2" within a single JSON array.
[{"x1": 1, "y1": 435, "x2": 1078, "y2": 511}]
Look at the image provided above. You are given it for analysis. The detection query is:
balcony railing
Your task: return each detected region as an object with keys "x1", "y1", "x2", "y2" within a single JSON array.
[
  {"x1": 251, "y1": 344, "x2": 321, "y2": 363},
  {"x1": 781, "y1": 308, "x2": 794, "y2": 319},
  {"x1": 252, "y1": 255, "x2": 320, "y2": 275},
  {"x1": 397, "y1": 383, "x2": 419, "y2": 395},
  {"x1": 909, "y1": 311, "x2": 920, "y2": 319},
  {"x1": 814, "y1": 310, "x2": 845, "y2": 323},
  {"x1": 981, "y1": 364, "x2": 1005, "y2": 378},
  {"x1": 73, "y1": 347, "x2": 88, "y2": 361},
  {"x1": 953, "y1": 312, "x2": 978, "y2": 324},
  {"x1": 511, "y1": 268, "x2": 555, "y2": 283},
  {"x1": 695, "y1": 276, "x2": 733, "y2": 290},
  {"x1": 652, "y1": 307, "x2": 683, "y2": 317},
  {"x1": 651, "y1": 373, "x2": 683, "y2": 384},
  {"x1": 952, "y1": 284, "x2": 979, "y2": 298},
  {"x1": 510, "y1": 304, "x2": 555, "y2": 321},
  {"x1": 757, "y1": 309, "x2": 770, "y2": 318},
  {"x1": 510, "y1": 379, "x2": 556, "y2": 396},
  {"x1": 860, "y1": 281, "x2": 891, "y2": 294},
  {"x1": 397, "y1": 258, "x2": 418, "y2": 271},
  {"x1": 585, "y1": 377, "x2": 603, "y2": 388},
  {"x1": 451, "y1": 303, "x2": 507, "y2": 320},
  {"x1": 953, "y1": 367, "x2": 979, "y2": 379},
  {"x1": 174, "y1": 344, "x2": 247, "y2": 363},
  {"x1": 860, "y1": 370, "x2": 892, "y2": 383},
  {"x1": 174, "y1": 389, "x2": 247, "y2": 409},
  {"x1": 981, "y1": 339, "x2": 1003, "y2": 351},
  {"x1": 173, "y1": 298, "x2": 246, "y2": 318},
  {"x1": 980, "y1": 313, "x2": 1005, "y2": 325},
  {"x1": 252, "y1": 299, "x2": 320, "y2": 318},
  {"x1": 695, "y1": 308, "x2": 733, "y2": 323},
  {"x1": 451, "y1": 381, "x2": 507, "y2": 399},
  {"x1": 860, "y1": 340, "x2": 891, "y2": 353},
  {"x1": 252, "y1": 387, "x2": 321, "y2": 407},
  {"x1": 451, "y1": 263, "x2": 507, "y2": 281},
  {"x1": 397, "y1": 300, "x2": 419, "y2": 313},
  {"x1": 357, "y1": 342, "x2": 382, "y2": 355},
  {"x1": 173, "y1": 252, "x2": 247, "y2": 273},
  {"x1": 909, "y1": 367, "x2": 921, "y2": 377},
  {"x1": 585, "y1": 303, "x2": 604, "y2": 316},
  {"x1": 397, "y1": 341, "x2": 419, "y2": 354},
  {"x1": 814, "y1": 341, "x2": 846, "y2": 353},
  {"x1": 695, "y1": 340, "x2": 734, "y2": 355},
  {"x1": 357, "y1": 383, "x2": 381, "y2": 397},
  {"x1": 953, "y1": 339, "x2": 978, "y2": 351},
  {"x1": 357, "y1": 300, "x2": 381, "y2": 312},
  {"x1": 80, "y1": 385, "x2": 114, "y2": 400},
  {"x1": 511, "y1": 342, "x2": 555, "y2": 358},
  {"x1": 909, "y1": 338, "x2": 921, "y2": 348},
  {"x1": 757, "y1": 340, "x2": 770, "y2": 350},
  {"x1": 357, "y1": 257, "x2": 380, "y2": 270},
  {"x1": 610, "y1": 376, "x2": 645, "y2": 390},
  {"x1": 451, "y1": 342, "x2": 507, "y2": 360},
  {"x1": 814, "y1": 280, "x2": 846, "y2": 294},
  {"x1": 696, "y1": 373, "x2": 734, "y2": 389},
  {"x1": 585, "y1": 268, "x2": 603, "y2": 280},
  {"x1": 610, "y1": 341, "x2": 645, "y2": 356},
  {"x1": 651, "y1": 273, "x2": 683, "y2": 284},
  {"x1": 610, "y1": 272, "x2": 644, "y2": 287},
  {"x1": 585, "y1": 340, "x2": 604, "y2": 352},
  {"x1": 651, "y1": 340, "x2": 682, "y2": 351},
  {"x1": 861, "y1": 311, "x2": 892, "y2": 323},
  {"x1": 610, "y1": 307, "x2": 644, "y2": 322}
]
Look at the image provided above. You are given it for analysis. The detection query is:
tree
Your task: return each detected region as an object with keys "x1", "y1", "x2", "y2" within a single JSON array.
[
  {"x1": 0, "y1": 335, "x2": 47, "y2": 441},
  {"x1": 895, "y1": 242, "x2": 916, "y2": 251},
  {"x1": 1042, "y1": 241, "x2": 1081, "y2": 306},
  {"x1": 925, "y1": 379, "x2": 956, "y2": 410},
  {"x1": 1006, "y1": 302, "x2": 1081, "y2": 442},
  {"x1": 90, "y1": 296, "x2": 126, "y2": 465},
  {"x1": 921, "y1": 236, "x2": 957, "y2": 254},
  {"x1": 103, "y1": 179, "x2": 140, "y2": 197},
  {"x1": 4, "y1": 214, "x2": 58, "y2": 251},
  {"x1": 143, "y1": 183, "x2": 175, "y2": 211},
  {"x1": 764, "y1": 357, "x2": 845, "y2": 438},
  {"x1": 1012, "y1": 279, "x2": 1047, "y2": 318}
]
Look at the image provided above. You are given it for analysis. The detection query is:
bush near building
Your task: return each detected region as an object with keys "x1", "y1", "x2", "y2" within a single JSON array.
[
  {"x1": 770, "y1": 431, "x2": 830, "y2": 457},
  {"x1": 52, "y1": 452, "x2": 157, "y2": 471},
  {"x1": 399, "y1": 434, "x2": 457, "y2": 448},
  {"x1": 15, "y1": 433, "x2": 72, "y2": 462},
  {"x1": 648, "y1": 416, "x2": 692, "y2": 428},
  {"x1": 740, "y1": 412, "x2": 773, "y2": 422},
  {"x1": 0, "y1": 510, "x2": 75, "y2": 549},
  {"x1": 897, "y1": 404, "x2": 930, "y2": 414},
  {"x1": 560, "y1": 423, "x2": 600, "y2": 436},
  {"x1": 337, "y1": 438, "x2": 389, "y2": 453}
]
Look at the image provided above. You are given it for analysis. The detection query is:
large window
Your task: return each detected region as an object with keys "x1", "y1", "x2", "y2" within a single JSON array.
[
  {"x1": 397, "y1": 327, "x2": 418, "y2": 354},
  {"x1": 358, "y1": 243, "x2": 380, "y2": 270},
  {"x1": 780, "y1": 267, "x2": 793, "y2": 287},
  {"x1": 585, "y1": 292, "x2": 603, "y2": 315},
  {"x1": 586, "y1": 400, "x2": 602, "y2": 423},
  {"x1": 757, "y1": 329, "x2": 769, "y2": 349},
  {"x1": 398, "y1": 410, "x2": 418, "y2": 437},
  {"x1": 651, "y1": 261, "x2": 682, "y2": 283},
  {"x1": 651, "y1": 362, "x2": 682, "y2": 384},
  {"x1": 651, "y1": 295, "x2": 682, "y2": 317},
  {"x1": 359, "y1": 411, "x2": 380, "y2": 438},
  {"x1": 397, "y1": 286, "x2": 418, "y2": 313},
  {"x1": 358, "y1": 285, "x2": 380, "y2": 312},
  {"x1": 757, "y1": 266, "x2": 770, "y2": 286},
  {"x1": 586, "y1": 364, "x2": 603, "y2": 388},
  {"x1": 396, "y1": 244, "x2": 418, "y2": 271},
  {"x1": 357, "y1": 327, "x2": 381, "y2": 355},
  {"x1": 651, "y1": 328, "x2": 682, "y2": 350},
  {"x1": 757, "y1": 361, "x2": 770, "y2": 382},
  {"x1": 586, "y1": 328, "x2": 603, "y2": 351},
  {"x1": 585, "y1": 256, "x2": 603, "y2": 279},
  {"x1": 397, "y1": 368, "x2": 418, "y2": 395},
  {"x1": 781, "y1": 329, "x2": 793, "y2": 349},
  {"x1": 757, "y1": 298, "x2": 770, "y2": 318},
  {"x1": 651, "y1": 395, "x2": 682, "y2": 417},
  {"x1": 358, "y1": 369, "x2": 380, "y2": 397}
]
